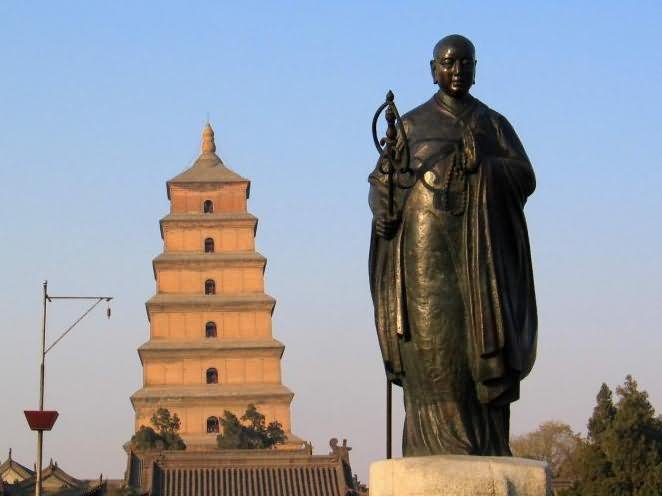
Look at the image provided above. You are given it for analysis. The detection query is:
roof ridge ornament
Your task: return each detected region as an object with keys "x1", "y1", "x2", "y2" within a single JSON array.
[{"x1": 201, "y1": 122, "x2": 216, "y2": 154}]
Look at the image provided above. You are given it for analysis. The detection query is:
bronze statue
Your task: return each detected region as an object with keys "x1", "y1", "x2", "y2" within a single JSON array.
[{"x1": 369, "y1": 34, "x2": 537, "y2": 457}]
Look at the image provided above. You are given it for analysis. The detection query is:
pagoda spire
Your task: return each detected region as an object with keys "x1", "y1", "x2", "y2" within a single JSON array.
[{"x1": 201, "y1": 122, "x2": 216, "y2": 154}]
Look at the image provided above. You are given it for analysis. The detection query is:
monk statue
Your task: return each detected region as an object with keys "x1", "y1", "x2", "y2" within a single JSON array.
[{"x1": 369, "y1": 34, "x2": 537, "y2": 457}]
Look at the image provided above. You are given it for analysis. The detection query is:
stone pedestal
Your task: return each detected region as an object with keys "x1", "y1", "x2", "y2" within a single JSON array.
[{"x1": 370, "y1": 455, "x2": 551, "y2": 496}]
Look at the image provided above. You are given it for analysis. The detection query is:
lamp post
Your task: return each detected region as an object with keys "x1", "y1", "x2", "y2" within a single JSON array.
[{"x1": 24, "y1": 281, "x2": 113, "y2": 496}]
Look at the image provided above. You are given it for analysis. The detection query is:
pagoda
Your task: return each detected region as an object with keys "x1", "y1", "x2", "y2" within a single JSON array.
[{"x1": 131, "y1": 123, "x2": 302, "y2": 450}]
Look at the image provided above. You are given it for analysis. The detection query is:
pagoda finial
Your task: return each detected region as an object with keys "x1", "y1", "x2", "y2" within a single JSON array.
[
  {"x1": 201, "y1": 122, "x2": 216, "y2": 154},
  {"x1": 8, "y1": 448, "x2": 11, "y2": 461}
]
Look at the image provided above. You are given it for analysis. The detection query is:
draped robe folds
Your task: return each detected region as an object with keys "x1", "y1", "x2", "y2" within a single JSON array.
[{"x1": 368, "y1": 94, "x2": 537, "y2": 456}]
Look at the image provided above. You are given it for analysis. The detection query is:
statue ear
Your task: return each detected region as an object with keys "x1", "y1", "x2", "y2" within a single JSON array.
[
  {"x1": 473, "y1": 60, "x2": 477, "y2": 85},
  {"x1": 430, "y1": 60, "x2": 437, "y2": 84}
]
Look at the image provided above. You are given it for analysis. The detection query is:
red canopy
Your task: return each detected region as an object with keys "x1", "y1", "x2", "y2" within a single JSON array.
[{"x1": 24, "y1": 410, "x2": 58, "y2": 431}]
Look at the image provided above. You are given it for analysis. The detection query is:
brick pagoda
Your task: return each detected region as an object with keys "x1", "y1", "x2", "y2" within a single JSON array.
[{"x1": 131, "y1": 123, "x2": 302, "y2": 450}]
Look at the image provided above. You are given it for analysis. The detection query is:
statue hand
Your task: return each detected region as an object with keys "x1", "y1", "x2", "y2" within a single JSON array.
[
  {"x1": 462, "y1": 127, "x2": 479, "y2": 172},
  {"x1": 375, "y1": 215, "x2": 400, "y2": 240}
]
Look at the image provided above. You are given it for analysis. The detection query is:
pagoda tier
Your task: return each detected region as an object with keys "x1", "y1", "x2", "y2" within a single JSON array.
[{"x1": 131, "y1": 123, "x2": 303, "y2": 450}]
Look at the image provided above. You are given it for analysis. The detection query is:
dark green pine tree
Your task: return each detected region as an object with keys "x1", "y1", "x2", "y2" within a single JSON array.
[
  {"x1": 129, "y1": 408, "x2": 186, "y2": 451},
  {"x1": 587, "y1": 383, "x2": 617, "y2": 442},
  {"x1": 566, "y1": 383, "x2": 618, "y2": 496},
  {"x1": 217, "y1": 404, "x2": 287, "y2": 449},
  {"x1": 602, "y1": 376, "x2": 662, "y2": 495},
  {"x1": 217, "y1": 411, "x2": 244, "y2": 449},
  {"x1": 568, "y1": 376, "x2": 662, "y2": 496}
]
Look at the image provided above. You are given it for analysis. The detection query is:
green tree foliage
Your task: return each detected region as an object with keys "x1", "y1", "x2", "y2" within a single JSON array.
[
  {"x1": 217, "y1": 404, "x2": 287, "y2": 449},
  {"x1": 566, "y1": 375, "x2": 662, "y2": 496},
  {"x1": 150, "y1": 407, "x2": 182, "y2": 435},
  {"x1": 587, "y1": 383, "x2": 617, "y2": 442},
  {"x1": 128, "y1": 408, "x2": 186, "y2": 451},
  {"x1": 511, "y1": 420, "x2": 581, "y2": 478}
]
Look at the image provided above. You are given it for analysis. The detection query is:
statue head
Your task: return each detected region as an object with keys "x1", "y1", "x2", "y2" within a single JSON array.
[{"x1": 430, "y1": 35, "x2": 476, "y2": 99}]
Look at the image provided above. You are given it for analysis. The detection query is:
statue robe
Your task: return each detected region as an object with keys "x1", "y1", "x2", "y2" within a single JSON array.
[{"x1": 368, "y1": 93, "x2": 537, "y2": 456}]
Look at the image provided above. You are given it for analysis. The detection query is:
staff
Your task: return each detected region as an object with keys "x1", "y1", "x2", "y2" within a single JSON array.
[{"x1": 371, "y1": 90, "x2": 412, "y2": 459}]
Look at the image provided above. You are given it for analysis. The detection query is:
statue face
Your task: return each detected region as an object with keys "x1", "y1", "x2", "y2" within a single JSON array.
[{"x1": 431, "y1": 41, "x2": 476, "y2": 98}]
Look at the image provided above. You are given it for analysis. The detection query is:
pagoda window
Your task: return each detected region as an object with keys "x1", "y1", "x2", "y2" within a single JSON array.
[
  {"x1": 204, "y1": 237, "x2": 215, "y2": 253},
  {"x1": 203, "y1": 200, "x2": 214, "y2": 214},
  {"x1": 207, "y1": 416, "x2": 219, "y2": 433},
  {"x1": 206, "y1": 368, "x2": 218, "y2": 384},
  {"x1": 205, "y1": 321, "x2": 217, "y2": 338},
  {"x1": 205, "y1": 279, "x2": 216, "y2": 295}
]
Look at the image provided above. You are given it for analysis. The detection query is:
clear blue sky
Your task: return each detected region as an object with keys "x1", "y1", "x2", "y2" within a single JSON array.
[{"x1": 1, "y1": 0, "x2": 661, "y2": 483}]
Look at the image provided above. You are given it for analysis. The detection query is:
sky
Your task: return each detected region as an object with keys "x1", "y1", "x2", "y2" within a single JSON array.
[{"x1": 1, "y1": 0, "x2": 661, "y2": 484}]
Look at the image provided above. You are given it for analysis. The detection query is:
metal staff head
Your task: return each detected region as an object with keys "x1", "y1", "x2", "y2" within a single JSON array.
[{"x1": 372, "y1": 91, "x2": 415, "y2": 216}]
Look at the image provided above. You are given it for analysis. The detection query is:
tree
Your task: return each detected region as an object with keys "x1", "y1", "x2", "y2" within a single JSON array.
[
  {"x1": 511, "y1": 421, "x2": 581, "y2": 477},
  {"x1": 217, "y1": 404, "x2": 287, "y2": 449},
  {"x1": 569, "y1": 376, "x2": 662, "y2": 496},
  {"x1": 216, "y1": 411, "x2": 243, "y2": 449},
  {"x1": 602, "y1": 376, "x2": 662, "y2": 494},
  {"x1": 587, "y1": 383, "x2": 616, "y2": 442},
  {"x1": 150, "y1": 407, "x2": 181, "y2": 435},
  {"x1": 128, "y1": 408, "x2": 186, "y2": 451}
]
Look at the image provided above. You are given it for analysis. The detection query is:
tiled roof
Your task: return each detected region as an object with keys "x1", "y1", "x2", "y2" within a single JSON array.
[
  {"x1": 168, "y1": 153, "x2": 248, "y2": 185},
  {"x1": 156, "y1": 464, "x2": 345, "y2": 496},
  {"x1": 129, "y1": 450, "x2": 352, "y2": 496},
  {"x1": 0, "y1": 452, "x2": 34, "y2": 483},
  {"x1": 4, "y1": 458, "x2": 106, "y2": 496}
]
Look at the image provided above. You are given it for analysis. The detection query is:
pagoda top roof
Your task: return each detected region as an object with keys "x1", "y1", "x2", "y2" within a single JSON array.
[{"x1": 167, "y1": 123, "x2": 249, "y2": 198}]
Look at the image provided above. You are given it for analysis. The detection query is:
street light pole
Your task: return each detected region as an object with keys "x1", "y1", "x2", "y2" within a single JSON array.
[
  {"x1": 35, "y1": 281, "x2": 47, "y2": 496},
  {"x1": 29, "y1": 281, "x2": 113, "y2": 496}
]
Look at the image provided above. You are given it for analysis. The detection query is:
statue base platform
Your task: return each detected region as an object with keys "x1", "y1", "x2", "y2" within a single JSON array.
[{"x1": 369, "y1": 455, "x2": 551, "y2": 496}]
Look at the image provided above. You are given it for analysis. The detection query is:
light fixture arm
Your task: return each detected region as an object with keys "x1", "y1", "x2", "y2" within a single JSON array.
[{"x1": 44, "y1": 296, "x2": 112, "y2": 355}]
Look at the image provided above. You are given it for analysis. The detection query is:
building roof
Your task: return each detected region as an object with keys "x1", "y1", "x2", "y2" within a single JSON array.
[
  {"x1": 4, "y1": 457, "x2": 106, "y2": 496},
  {"x1": 166, "y1": 123, "x2": 249, "y2": 199},
  {"x1": 0, "y1": 450, "x2": 34, "y2": 484},
  {"x1": 127, "y1": 449, "x2": 355, "y2": 496}
]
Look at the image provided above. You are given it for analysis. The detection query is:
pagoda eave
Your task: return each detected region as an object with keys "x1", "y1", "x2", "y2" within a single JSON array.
[
  {"x1": 131, "y1": 385, "x2": 294, "y2": 407},
  {"x1": 145, "y1": 294, "x2": 276, "y2": 320},
  {"x1": 167, "y1": 179, "x2": 250, "y2": 197},
  {"x1": 138, "y1": 339, "x2": 285, "y2": 363},
  {"x1": 166, "y1": 182, "x2": 251, "y2": 206},
  {"x1": 159, "y1": 213, "x2": 258, "y2": 239},
  {"x1": 152, "y1": 252, "x2": 267, "y2": 272}
]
